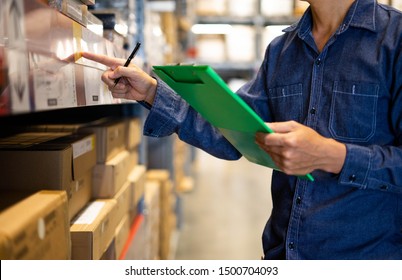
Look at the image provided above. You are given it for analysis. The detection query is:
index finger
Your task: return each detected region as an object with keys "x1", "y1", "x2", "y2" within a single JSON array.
[{"x1": 80, "y1": 52, "x2": 126, "y2": 68}]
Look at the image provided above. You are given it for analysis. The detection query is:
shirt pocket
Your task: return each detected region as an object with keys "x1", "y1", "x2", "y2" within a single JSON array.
[
  {"x1": 330, "y1": 81, "x2": 379, "y2": 142},
  {"x1": 268, "y1": 83, "x2": 303, "y2": 122}
]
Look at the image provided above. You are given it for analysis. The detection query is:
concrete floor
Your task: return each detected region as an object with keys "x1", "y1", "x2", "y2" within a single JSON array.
[{"x1": 174, "y1": 149, "x2": 273, "y2": 260}]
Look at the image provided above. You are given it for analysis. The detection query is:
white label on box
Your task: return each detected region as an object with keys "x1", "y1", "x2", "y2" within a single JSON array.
[
  {"x1": 73, "y1": 201, "x2": 105, "y2": 225},
  {"x1": 72, "y1": 136, "x2": 94, "y2": 159}
]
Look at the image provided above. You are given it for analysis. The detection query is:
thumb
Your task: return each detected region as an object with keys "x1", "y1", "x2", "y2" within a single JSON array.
[{"x1": 266, "y1": 121, "x2": 298, "y2": 133}]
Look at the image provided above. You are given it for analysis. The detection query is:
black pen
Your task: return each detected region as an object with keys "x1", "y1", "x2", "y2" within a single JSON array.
[{"x1": 113, "y1": 42, "x2": 141, "y2": 87}]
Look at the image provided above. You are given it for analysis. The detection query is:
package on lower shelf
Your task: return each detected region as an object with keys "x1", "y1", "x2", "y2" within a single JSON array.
[
  {"x1": 114, "y1": 214, "x2": 130, "y2": 259},
  {"x1": 70, "y1": 199, "x2": 117, "y2": 260},
  {"x1": 128, "y1": 165, "x2": 147, "y2": 220},
  {"x1": 113, "y1": 181, "x2": 131, "y2": 226},
  {"x1": 144, "y1": 181, "x2": 160, "y2": 260},
  {"x1": 79, "y1": 118, "x2": 127, "y2": 164},
  {"x1": 0, "y1": 190, "x2": 70, "y2": 260},
  {"x1": 0, "y1": 132, "x2": 96, "y2": 220},
  {"x1": 146, "y1": 170, "x2": 177, "y2": 260}
]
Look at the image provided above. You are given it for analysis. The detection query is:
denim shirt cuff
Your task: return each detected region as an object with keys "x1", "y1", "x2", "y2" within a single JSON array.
[
  {"x1": 338, "y1": 144, "x2": 371, "y2": 189},
  {"x1": 143, "y1": 77, "x2": 186, "y2": 137}
]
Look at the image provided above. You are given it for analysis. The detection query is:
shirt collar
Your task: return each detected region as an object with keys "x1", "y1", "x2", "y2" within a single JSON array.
[{"x1": 284, "y1": 0, "x2": 377, "y2": 36}]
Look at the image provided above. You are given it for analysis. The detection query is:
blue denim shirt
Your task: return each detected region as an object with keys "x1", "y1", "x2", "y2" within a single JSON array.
[{"x1": 143, "y1": 0, "x2": 402, "y2": 259}]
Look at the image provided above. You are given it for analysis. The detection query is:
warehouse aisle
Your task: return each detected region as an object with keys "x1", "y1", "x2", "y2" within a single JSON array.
[{"x1": 175, "y1": 149, "x2": 273, "y2": 260}]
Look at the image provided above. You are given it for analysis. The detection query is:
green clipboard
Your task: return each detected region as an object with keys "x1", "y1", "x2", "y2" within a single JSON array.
[{"x1": 153, "y1": 65, "x2": 314, "y2": 181}]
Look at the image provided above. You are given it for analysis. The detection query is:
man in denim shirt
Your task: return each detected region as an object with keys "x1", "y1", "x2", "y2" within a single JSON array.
[{"x1": 83, "y1": 0, "x2": 402, "y2": 259}]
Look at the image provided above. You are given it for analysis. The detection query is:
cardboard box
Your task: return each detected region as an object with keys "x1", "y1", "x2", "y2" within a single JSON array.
[
  {"x1": 0, "y1": 190, "x2": 70, "y2": 260},
  {"x1": 127, "y1": 147, "x2": 139, "y2": 175},
  {"x1": 0, "y1": 132, "x2": 96, "y2": 219},
  {"x1": 100, "y1": 238, "x2": 116, "y2": 260},
  {"x1": 261, "y1": 0, "x2": 293, "y2": 17},
  {"x1": 113, "y1": 181, "x2": 131, "y2": 225},
  {"x1": 70, "y1": 199, "x2": 117, "y2": 260},
  {"x1": 48, "y1": 0, "x2": 88, "y2": 26},
  {"x1": 196, "y1": 0, "x2": 227, "y2": 16},
  {"x1": 144, "y1": 181, "x2": 160, "y2": 260},
  {"x1": 226, "y1": 26, "x2": 256, "y2": 63},
  {"x1": 227, "y1": 0, "x2": 257, "y2": 17},
  {"x1": 123, "y1": 215, "x2": 146, "y2": 260},
  {"x1": 69, "y1": 170, "x2": 92, "y2": 221},
  {"x1": 79, "y1": 119, "x2": 126, "y2": 163},
  {"x1": 92, "y1": 150, "x2": 131, "y2": 198},
  {"x1": 114, "y1": 214, "x2": 130, "y2": 259},
  {"x1": 146, "y1": 170, "x2": 175, "y2": 260},
  {"x1": 125, "y1": 118, "x2": 142, "y2": 150},
  {"x1": 196, "y1": 35, "x2": 226, "y2": 63},
  {"x1": 86, "y1": 11, "x2": 103, "y2": 36},
  {"x1": 128, "y1": 165, "x2": 147, "y2": 214}
]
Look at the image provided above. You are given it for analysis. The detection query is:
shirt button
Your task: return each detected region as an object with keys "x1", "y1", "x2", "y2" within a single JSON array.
[
  {"x1": 288, "y1": 242, "x2": 295, "y2": 250},
  {"x1": 296, "y1": 197, "x2": 302, "y2": 205},
  {"x1": 315, "y1": 58, "x2": 322, "y2": 66},
  {"x1": 310, "y1": 107, "x2": 316, "y2": 115},
  {"x1": 349, "y1": 174, "x2": 357, "y2": 183}
]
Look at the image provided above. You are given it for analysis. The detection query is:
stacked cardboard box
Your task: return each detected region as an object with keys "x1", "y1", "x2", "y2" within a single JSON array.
[
  {"x1": 173, "y1": 136, "x2": 194, "y2": 193},
  {"x1": 0, "y1": 190, "x2": 70, "y2": 259},
  {"x1": 146, "y1": 170, "x2": 177, "y2": 260},
  {"x1": 72, "y1": 116, "x2": 147, "y2": 259},
  {"x1": 143, "y1": 180, "x2": 161, "y2": 260},
  {"x1": 70, "y1": 199, "x2": 117, "y2": 260},
  {"x1": 0, "y1": 132, "x2": 96, "y2": 221}
]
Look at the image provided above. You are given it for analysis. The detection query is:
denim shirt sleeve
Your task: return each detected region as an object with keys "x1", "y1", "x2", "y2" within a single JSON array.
[{"x1": 143, "y1": 77, "x2": 241, "y2": 160}]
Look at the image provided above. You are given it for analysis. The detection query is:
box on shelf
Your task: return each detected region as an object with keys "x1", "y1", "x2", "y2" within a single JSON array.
[
  {"x1": 122, "y1": 215, "x2": 146, "y2": 260},
  {"x1": 144, "y1": 181, "x2": 160, "y2": 260},
  {"x1": 29, "y1": 53, "x2": 78, "y2": 110},
  {"x1": 196, "y1": 0, "x2": 227, "y2": 16},
  {"x1": 261, "y1": 0, "x2": 293, "y2": 17},
  {"x1": 92, "y1": 150, "x2": 131, "y2": 198},
  {"x1": 227, "y1": 0, "x2": 257, "y2": 17},
  {"x1": 128, "y1": 165, "x2": 147, "y2": 219},
  {"x1": 0, "y1": 190, "x2": 70, "y2": 260},
  {"x1": 146, "y1": 170, "x2": 176, "y2": 260},
  {"x1": 100, "y1": 238, "x2": 116, "y2": 260},
  {"x1": 114, "y1": 214, "x2": 130, "y2": 259},
  {"x1": 225, "y1": 25, "x2": 256, "y2": 63},
  {"x1": 113, "y1": 181, "x2": 131, "y2": 225},
  {"x1": 70, "y1": 199, "x2": 117, "y2": 260},
  {"x1": 125, "y1": 117, "x2": 142, "y2": 151},
  {"x1": 196, "y1": 35, "x2": 226, "y2": 63},
  {"x1": 127, "y1": 147, "x2": 140, "y2": 174},
  {"x1": 79, "y1": 118, "x2": 127, "y2": 163},
  {"x1": 48, "y1": 0, "x2": 88, "y2": 27},
  {"x1": 0, "y1": 132, "x2": 96, "y2": 220},
  {"x1": 86, "y1": 11, "x2": 104, "y2": 37}
]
